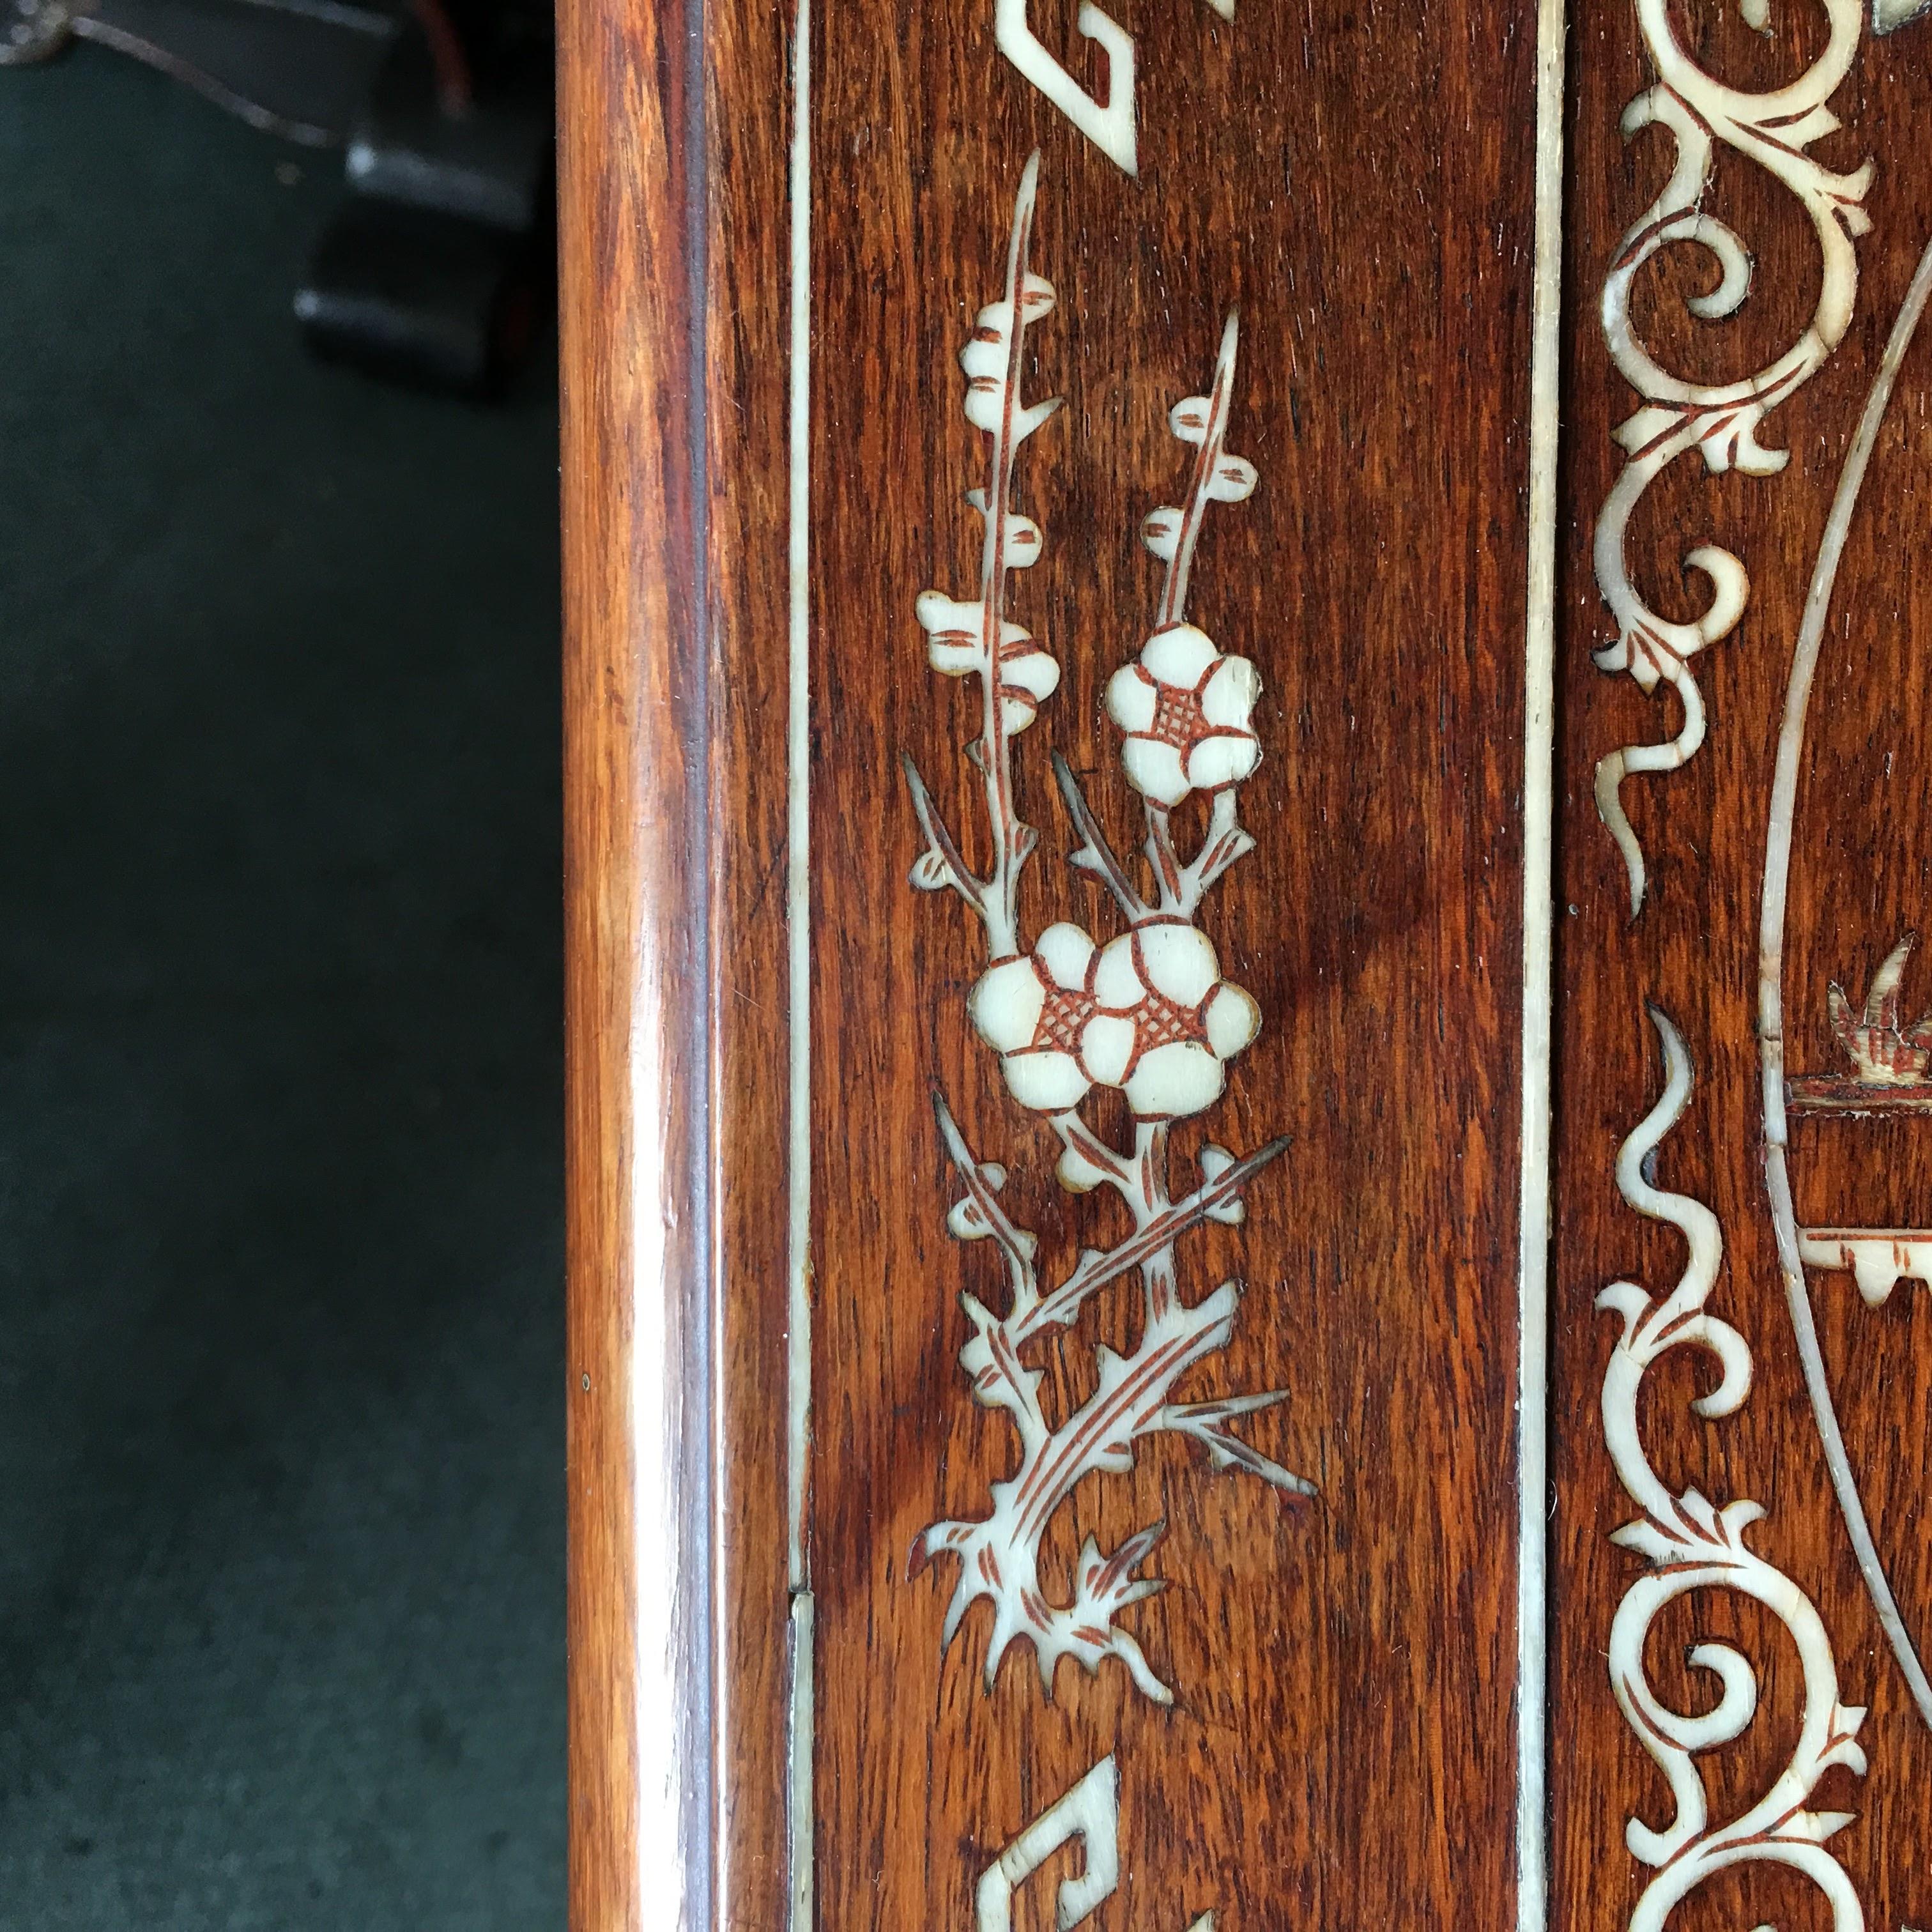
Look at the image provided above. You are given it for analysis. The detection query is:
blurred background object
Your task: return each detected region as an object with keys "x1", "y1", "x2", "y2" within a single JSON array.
[
  {"x1": 0, "y1": 45, "x2": 564, "y2": 1931},
  {"x1": 1, "y1": 0, "x2": 553, "y2": 394}
]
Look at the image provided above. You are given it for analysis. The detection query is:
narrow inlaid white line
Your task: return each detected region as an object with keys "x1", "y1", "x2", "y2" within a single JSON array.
[
  {"x1": 1517, "y1": 3, "x2": 1565, "y2": 1926},
  {"x1": 785, "y1": 0, "x2": 816, "y2": 1920},
  {"x1": 787, "y1": 1591, "x2": 815, "y2": 1931},
  {"x1": 785, "y1": 0, "x2": 813, "y2": 1607}
]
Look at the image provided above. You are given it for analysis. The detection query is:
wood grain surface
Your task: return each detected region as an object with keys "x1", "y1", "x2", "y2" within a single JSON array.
[
  {"x1": 560, "y1": 0, "x2": 802, "y2": 1900},
  {"x1": 557, "y1": 0, "x2": 714, "y2": 1906},
  {"x1": 558, "y1": 0, "x2": 793, "y2": 1915},
  {"x1": 799, "y1": 4, "x2": 1535, "y2": 1926}
]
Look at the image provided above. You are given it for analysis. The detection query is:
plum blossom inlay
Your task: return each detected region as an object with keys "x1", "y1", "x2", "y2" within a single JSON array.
[
  {"x1": 970, "y1": 920, "x2": 1260, "y2": 1118},
  {"x1": 901, "y1": 153, "x2": 1308, "y2": 1707},
  {"x1": 1107, "y1": 623, "x2": 1261, "y2": 807}
]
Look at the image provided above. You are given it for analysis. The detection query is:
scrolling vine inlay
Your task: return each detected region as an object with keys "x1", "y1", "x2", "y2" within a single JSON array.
[
  {"x1": 1592, "y1": 0, "x2": 1871, "y2": 916},
  {"x1": 901, "y1": 154, "x2": 1310, "y2": 1706},
  {"x1": 1600, "y1": 1007, "x2": 1868, "y2": 1932}
]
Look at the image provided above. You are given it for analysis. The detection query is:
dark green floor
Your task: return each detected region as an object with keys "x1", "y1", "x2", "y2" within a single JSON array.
[{"x1": 0, "y1": 51, "x2": 565, "y2": 1929}]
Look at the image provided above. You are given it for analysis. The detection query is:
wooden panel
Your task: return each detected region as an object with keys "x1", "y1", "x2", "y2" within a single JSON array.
[
  {"x1": 1552, "y1": 4, "x2": 1932, "y2": 1928},
  {"x1": 799, "y1": 5, "x2": 1534, "y2": 1928},
  {"x1": 560, "y1": 0, "x2": 1544, "y2": 1914},
  {"x1": 557, "y1": 0, "x2": 1932, "y2": 1919}
]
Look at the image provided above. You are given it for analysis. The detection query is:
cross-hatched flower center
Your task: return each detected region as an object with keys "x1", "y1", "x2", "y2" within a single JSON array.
[
  {"x1": 1131, "y1": 986, "x2": 1207, "y2": 1052},
  {"x1": 1034, "y1": 983, "x2": 1097, "y2": 1053},
  {"x1": 1149, "y1": 682, "x2": 1208, "y2": 751}
]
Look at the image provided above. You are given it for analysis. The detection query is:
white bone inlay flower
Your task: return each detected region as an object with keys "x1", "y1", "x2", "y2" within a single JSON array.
[
  {"x1": 914, "y1": 601, "x2": 1062, "y2": 736},
  {"x1": 1092, "y1": 923, "x2": 1257, "y2": 1117},
  {"x1": 969, "y1": 923, "x2": 1101, "y2": 1111},
  {"x1": 910, "y1": 262, "x2": 1064, "y2": 744},
  {"x1": 970, "y1": 921, "x2": 1260, "y2": 1119},
  {"x1": 1105, "y1": 623, "x2": 1261, "y2": 806}
]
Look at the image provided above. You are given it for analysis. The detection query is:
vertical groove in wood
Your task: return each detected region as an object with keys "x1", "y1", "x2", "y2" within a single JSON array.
[
  {"x1": 783, "y1": 0, "x2": 814, "y2": 1615},
  {"x1": 705, "y1": 0, "x2": 797, "y2": 1904}
]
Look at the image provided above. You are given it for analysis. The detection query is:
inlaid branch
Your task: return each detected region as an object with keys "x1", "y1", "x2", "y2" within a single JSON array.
[{"x1": 903, "y1": 155, "x2": 1307, "y2": 1706}]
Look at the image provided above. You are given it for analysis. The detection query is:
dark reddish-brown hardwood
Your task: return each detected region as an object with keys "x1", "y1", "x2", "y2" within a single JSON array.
[
  {"x1": 560, "y1": 0, "x2": 1932, "y2": 1927},
  {"x1": 564, "y1": 0, "x2": 1536, "y2": 1918}
]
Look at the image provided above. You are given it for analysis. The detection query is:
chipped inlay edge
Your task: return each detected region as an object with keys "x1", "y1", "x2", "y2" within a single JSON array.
[{"x1": 1799, "y1": 1229, "x2": 1932, "y2": 1307}]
